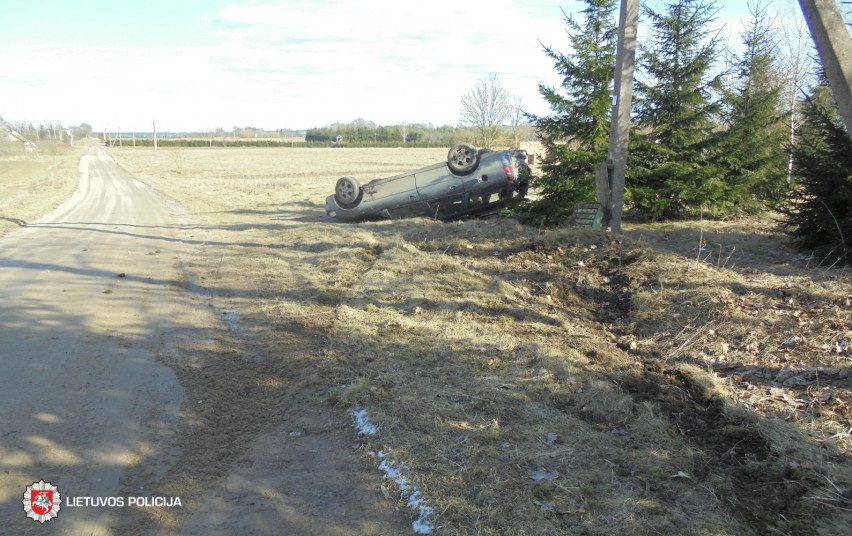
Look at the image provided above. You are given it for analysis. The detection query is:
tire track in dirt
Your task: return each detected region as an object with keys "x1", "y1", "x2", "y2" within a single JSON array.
[{"x1": 495, "y1": 236, "x2": 851, "y2": 535}]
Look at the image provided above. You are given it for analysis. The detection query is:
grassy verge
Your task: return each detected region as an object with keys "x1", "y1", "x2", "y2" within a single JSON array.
[
  {"x1": 111, "y1": 147, "x2": 851, "y2": 535},
  {"x1": 0, "y1": 144, "x2": 82, "y2": 235}
]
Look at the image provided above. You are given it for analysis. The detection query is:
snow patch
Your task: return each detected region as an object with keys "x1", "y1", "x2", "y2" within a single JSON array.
[
  {"x1": 528, "y1": 468, "x2": 560, "y2": 481},
  {"x1": 221, "y1": 311, "x2": 241, "y2": 333},
  {"x1": 350, "y1": 408, "x2": 377, "y2": 436},
  {"x1": 348, "y1": 408, "x2": 436, "y2": 534},
  {"x1": 378, "y1": 451, "x2": 436, "y2": 534}
]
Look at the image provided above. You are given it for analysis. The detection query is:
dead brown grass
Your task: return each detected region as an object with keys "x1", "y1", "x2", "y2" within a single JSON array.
[
  {"x1": 110, "y1": 147, "x2": 851, "y2": 535},
  {"x1": 0, "y1": 146, "x2": 82, "y2": 236},
  {"x1": 623, "y1": 220, "x2": 851, "y2": 445}
]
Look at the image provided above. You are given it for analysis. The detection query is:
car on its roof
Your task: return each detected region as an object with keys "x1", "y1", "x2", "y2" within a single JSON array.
[{"x1": 325, "y1": 143, "x2": 530, "y2": 221}]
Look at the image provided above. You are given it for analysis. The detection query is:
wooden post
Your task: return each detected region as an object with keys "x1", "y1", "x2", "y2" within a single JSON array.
[
  {"x1": 603, "y1": 0, "x2": 639, "y2": 233},
  {"x1": 798, "y1": 0, "x2": 852, "y2": 137},
  {"x1": 118, "y1": 126, "x2": 122, "y2": 147},
  {"x1": 153, "y1": 119, "x2": 158, "y2": 150},
  {"x1": 595, "y1": 161, "x2": 612, "y2": 223},
  {"x1": 609, "y1": 0, "x2": 639, "y2": 233},
  {"x1": 132, "y1": 132, "x2": 136, "y2": 148}
]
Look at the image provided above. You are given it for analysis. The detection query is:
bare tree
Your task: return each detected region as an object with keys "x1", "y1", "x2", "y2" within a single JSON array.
[
  {"x1": 459, "y1": 73, "x2": 510, "y2": 147},
  {"x1": 508, "y1": 95, "x2": 526, "y2": 148},
  {"x1": 779, "y1": 5, "x2": 816, "y2": 177}
]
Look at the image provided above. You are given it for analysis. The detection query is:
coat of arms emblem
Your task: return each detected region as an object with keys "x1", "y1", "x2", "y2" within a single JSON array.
[{"x1": 23, "y1": 480, "x2": 61, "y2": 523}]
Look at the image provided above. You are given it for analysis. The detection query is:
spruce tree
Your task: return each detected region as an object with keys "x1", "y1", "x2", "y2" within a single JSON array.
[
  {"x1": 715, "y1": 1, "x2": 788, "y2": 213},
  {"x1": 781, "y1": 80, "x2": 851, "y2": 265},
  {"x1": 629, "y1": 0, "x2": 723, "y2": 218},
  {"x1": 521, "y1": 0, "x2": 617, "y2": 225}
]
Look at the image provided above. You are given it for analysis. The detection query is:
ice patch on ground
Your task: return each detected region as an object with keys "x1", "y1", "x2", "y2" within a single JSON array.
[
  {"x1": 378, "y1": 450, "x2": 436, "y2": 534},
  {"x1": 221, "y1": 311, "x2": 241, "y2": 333},
  {"x1": 528, "y1": 468, "x2": 560, "y2": 481},
  {"x1": 350, "y1": 408, "x2": 377, "y2": 436},
  {"x1": 348, "y1": 408, "x2": 436, "y2": 533}
]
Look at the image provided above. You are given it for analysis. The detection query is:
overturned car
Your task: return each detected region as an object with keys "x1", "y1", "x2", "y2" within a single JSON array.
[{"x1": 325, "y1": 144, "x2": 530, "y2": 221}]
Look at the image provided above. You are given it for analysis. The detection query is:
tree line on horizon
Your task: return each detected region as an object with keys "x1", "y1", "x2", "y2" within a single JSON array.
[
  {"x1": 1, "y1": 119, "x2": 92, "y2": 142},
  {"x1": 304, "y1": 118, "x2": 534, "y2": 148},
  {"x1": 305, "y1": 120, "x2": 458, "y2": 146}
]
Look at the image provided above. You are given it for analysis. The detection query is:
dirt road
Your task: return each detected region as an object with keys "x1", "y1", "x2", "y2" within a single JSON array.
[{"x1": 0, "y1": 148, "x2": 406, "y2": 535}]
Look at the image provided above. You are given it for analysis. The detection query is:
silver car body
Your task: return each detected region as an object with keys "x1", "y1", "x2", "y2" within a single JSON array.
[{"x1": 325, "y1": 149, "x2": 529, "y2": 221}]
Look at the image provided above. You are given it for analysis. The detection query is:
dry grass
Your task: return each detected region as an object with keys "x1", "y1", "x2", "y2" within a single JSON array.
[
  {"x1": 111, "y1": 147, "x2": 448, "y2": 213},
  {"x1": 623, "y1": 220, "x2": 851, "y2": 442},
  {"x1": 0, "y1": 145, "x2": 82, "y2": 236},
  {"x1": 111, "y1": 147, "x2": 851, "y2": 535}
]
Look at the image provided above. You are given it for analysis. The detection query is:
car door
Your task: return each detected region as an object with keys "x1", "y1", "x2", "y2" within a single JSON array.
[
  {"x1": 414, "y1": 164, "x2": 467, "y2": 219},
  {"x1": 378, "y1": 174, "x2": 427, "y2": 219}
]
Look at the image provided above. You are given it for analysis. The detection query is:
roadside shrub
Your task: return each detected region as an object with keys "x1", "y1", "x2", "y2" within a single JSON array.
[{"x1": 780, "y1": 82, "x2": 852, "y2": 265}]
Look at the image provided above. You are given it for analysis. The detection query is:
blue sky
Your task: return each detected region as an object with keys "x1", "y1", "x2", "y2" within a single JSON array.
[{"x1": 0, "y1": 0, "x2": 808, "y2": 132}]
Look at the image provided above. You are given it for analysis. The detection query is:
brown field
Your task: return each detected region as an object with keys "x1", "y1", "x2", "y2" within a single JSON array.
[
  {"x1": 106, "y1": 135, "x2": 307, "y2": 143},
  {"x1": 0, "y1": 144, "x2": 83, "y2": 236},
  {"x1": 110, "y1": 147, "x2": 851, "y2": 535}
]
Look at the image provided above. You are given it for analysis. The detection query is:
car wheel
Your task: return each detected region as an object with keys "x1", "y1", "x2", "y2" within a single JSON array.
[
  {"x1": 447, "y1": 143, "x2": 479, "y2": 175},
  {"x1": 334, "y1": 176, "x2": 363, "y2": 209}
]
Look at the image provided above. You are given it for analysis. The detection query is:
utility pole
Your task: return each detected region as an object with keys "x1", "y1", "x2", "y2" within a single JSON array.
[
  {"x1": 153, "y1": 119, "x2": 158, "y2": 150},
  {"x1": 596, "y1": 0, "x2": 639, "y2": 233},
  {"x1": 798, "y1": 0, "x2": 852, "y2": 137}
]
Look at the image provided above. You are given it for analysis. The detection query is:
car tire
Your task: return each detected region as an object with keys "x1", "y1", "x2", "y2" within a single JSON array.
[
  {"x1": 334, "y1": 176, "x2": 363, "y2": 209},
  {"x1": 447, "y1": 143, "x2": 479, "y2": 175}
]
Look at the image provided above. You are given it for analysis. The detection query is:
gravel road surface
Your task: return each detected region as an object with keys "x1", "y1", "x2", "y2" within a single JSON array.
[{"x1": 0, "y1": 148, "x2": 406, "y2": 535}]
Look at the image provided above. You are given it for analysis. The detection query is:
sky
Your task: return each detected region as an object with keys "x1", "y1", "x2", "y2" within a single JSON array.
[{"x1": 0, "y1": 0, "x2": 809, "y2": 132}]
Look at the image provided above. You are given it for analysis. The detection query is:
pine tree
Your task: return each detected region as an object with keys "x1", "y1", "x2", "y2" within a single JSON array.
[
  {"x1": 629, "y1": 0, "x2": 723, "y2": 218},
  {"x1": 520, "y1": 0, "x2": 617, "y2": 225},
  {"x1": 781, "y1": 80, "x2": 851, "y2": 265},
  {"x1": 714, "y1": 1, "x2": 788, "y2": 213}
]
